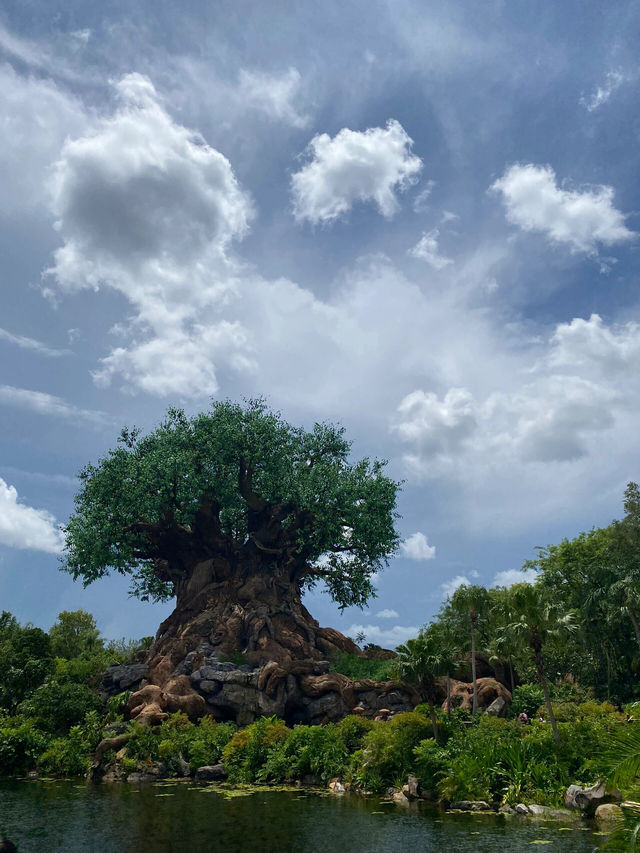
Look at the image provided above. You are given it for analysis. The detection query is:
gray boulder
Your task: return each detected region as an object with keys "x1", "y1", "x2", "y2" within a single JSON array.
[
  {"x1": 195, "y1": 763, "x2": 227, "y2": 781},
  {"x1": 564, "y1": 781, "x2": 622, "y2": 815}
]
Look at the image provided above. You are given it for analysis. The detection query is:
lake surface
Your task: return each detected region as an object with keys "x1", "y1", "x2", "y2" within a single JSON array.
[{"x1": 0, "y1": 780, "x2": 607, "y2": 853}]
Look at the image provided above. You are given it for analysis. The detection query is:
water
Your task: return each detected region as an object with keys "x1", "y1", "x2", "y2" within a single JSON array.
[{"x1": 0, "y1": 780, "x2": 606, "y2": 853}]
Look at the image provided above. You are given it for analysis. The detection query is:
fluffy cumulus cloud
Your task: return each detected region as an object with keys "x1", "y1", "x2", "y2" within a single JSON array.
[
  {"x1": 376, "y1": 608, "x2": 399, "y2": 619},
  {"x1": 409, "y1": 228, "x2": 453, "y2": 269},
  {"x1": 491, "y1": 163, "x2": 634, "y2": 254},
  {"x1": 346, "y1": 622, "x2": 419, "y2": 649},
  {"x1": 440, "y1": 574, "x2": 472, "y2": 598},
  {"x1": 0, "y1": 478, "x2": 63, "y2": 553},
  {"x1": 400, "y1": 531, "x2": 436, "y2": 560},
  {"x1": 492, "y1": 568, "x2": 538, "y2": 587},
  {"x1": 291, "y1": 120, "x2": 422, "y2": 224},
  {"x1": 395, "y1": 317, "x2": 629, "y2": 475},
  {"x1": 237, "y1": 67, "x2": 309, "y2": 128},
  {"x1": 0, "y1": 63, "x2": 87, "y2": 213},
  {"x1": 46, "y1": 73, "x2": 253, "y2": 396}
]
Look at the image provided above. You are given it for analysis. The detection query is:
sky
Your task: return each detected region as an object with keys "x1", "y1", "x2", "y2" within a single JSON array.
[{"x1": 1, "y1": 0, "x2": 639, "y2": 648}]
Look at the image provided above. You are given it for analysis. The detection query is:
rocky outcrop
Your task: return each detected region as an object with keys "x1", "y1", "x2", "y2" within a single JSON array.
[
  {"x1": 564, "y1": 781, "x2": 622, "y2": 815},
  {"x1": 441, "y1": 677, "x2": 511, "y2": 715},
  {"x1": 120, "y1": 651, "x2": 417, "y2": 727},
  {"x1": 102, "y1": 663, "x2": 149, "y2": 695}
]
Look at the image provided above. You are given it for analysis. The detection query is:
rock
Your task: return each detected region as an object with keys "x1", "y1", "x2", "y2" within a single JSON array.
[
  {"x1": 499, "y1": 804, "x2": 516, "y2": 814},
  {"x1": 486, "y1": 696, "x2": 507, "y2": 717},
  {"x1": 176, "y1": 753, "x2": 191, "y2": 778},
  {"x1": 420, "y1": 789, "x2": 437, "y2": 801},
  {"x1": 442, "y1": 677, "x2": 511, "y2": 714},
  {"x1": 595, "y1": 803, "x2": 624, "y2": 822},
  {"x1": 564, "y1": 781, "x2": 621, "y2": 815},
  {"x1": 404, "y1": 776, "x2": 420, "y2": 799},
  {"x1": 195, "y1": 763, "x2": 227, "y2": 781},
  {"x1": 528, "y1": 805, "x2": 551, "y2": 815},
  {"x1": 451, "y1": 800, "x2": 492, "y2": 811},
  {"x1": 103, "y1": 663, "x2": 149, "y2": 693},
  {"x1": 328, "y1": 778, "x2": 345, "y2": 793},
  {"x1": 313, "y1": 661, "x2": 331, "y2": 675},
  {"x1": 515, "y1": 803, "x2": 530, "y2": 814},
  {"x1": 393, "y1": 791, "x2": 411, "y2": 806}
]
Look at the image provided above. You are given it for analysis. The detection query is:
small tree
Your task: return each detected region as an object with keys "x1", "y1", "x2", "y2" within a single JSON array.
[
  {"x1": 450, "y1": 584, "x2": 489, "y2": 714},
  {"x1": 395, "y1": 628, "x2": 454, "y2": 740},
  {"x1": 49, "y1": 610, "x2": 101, "y2": 660},
  {"x1": 499, "y1": 583, "x2": 576, "y2": 745}
]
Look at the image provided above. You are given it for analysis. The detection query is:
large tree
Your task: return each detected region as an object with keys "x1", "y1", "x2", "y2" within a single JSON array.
[{"x1": 62, "y1": 400, "x2": 400, "y2": 688}]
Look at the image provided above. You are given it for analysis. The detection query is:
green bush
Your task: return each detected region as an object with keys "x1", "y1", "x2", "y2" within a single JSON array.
[
  {"x1": 0, "y1": 715, "x2": 50, "y2": 775},
  {"x1": 337, "y1": 715, "x2": 374, "y2": 752},
  {"x1": 413, "y1": 738, "x2": 448, "y2": 790},
  {"x1": 222, "y1": 716, "x2": 289, "y2": 782},
  {"x1": 19, "y1": 682, "x2": 102, "y2": 734},
  {"x1": 262, "y1": 724, "x2": 349, "y2": 783},
  {"x1": 330, "y1": 653, "x2": 395, "y2": 682},
  {"x1": 38, "y1": 711, "x2": 102, "y2": 776},
  {"x1": 352, "y1": 712, "x2": 432, "y2": 792},
  {"x1": 511, "y1": 684, "x2": 545, "y2": 718}
]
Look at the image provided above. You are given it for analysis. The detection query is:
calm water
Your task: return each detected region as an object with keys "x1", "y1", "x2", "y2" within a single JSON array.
[{"x1": 0, "y1": 780, "x2": 607, "y2": 853}]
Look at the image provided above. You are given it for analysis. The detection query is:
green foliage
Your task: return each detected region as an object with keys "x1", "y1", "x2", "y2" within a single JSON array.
[
  {"x1": 262, "y1": 724, "x2": 349, "y2": 783},
  {"x1": 352, "y1": 712, "x2": 433, "y2": 792},
  {"x1": 412, "y1": 738, "x2": 448, "y2": 790},
  {"x1": 511, "y1": 684, "x2": 545, "y2": 718},
  {"x1": 62, "y1": 400, "x2": 400, "y2": 609},
  {"x1": 0, "y1": 715, "x2": 50, "y2": 775},
  {"x1": 49, "y1": 610, "x2": 101, "y2": 659},
  {"x1": 337, "y1": 715, "x2": 374, "y2": 752},
  {"x1": 330, "y1": 653, "x2": 395, "y2": 682},
  {"x1": 38, "y1": 711, "x2": 102, "y2": 776},
  {"x1": 0, "y1": 624, "x2": 54, "y2": 713},
  {"x1": 222, "y1": 716, "x2": 290, "y2": 782},
  {"x1": 18, "y1": 682, "x2": 102, "y2": 734}
]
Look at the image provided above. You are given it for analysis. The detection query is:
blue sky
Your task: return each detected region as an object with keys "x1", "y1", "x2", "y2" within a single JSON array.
[{"x1": 1, "y1": 0, "x2": 639, "y2": 647}]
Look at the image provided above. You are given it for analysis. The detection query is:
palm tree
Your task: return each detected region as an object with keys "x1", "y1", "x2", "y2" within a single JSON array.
[
  {"x1": 499, "y1": 582, "x2": 576, "y2": 745},
  {"x1": 395, "y1": 628, "x2": 454, "y2": 740},
  {"x1": 450, "y1": 584, "x2": 489, "y2": 714}
]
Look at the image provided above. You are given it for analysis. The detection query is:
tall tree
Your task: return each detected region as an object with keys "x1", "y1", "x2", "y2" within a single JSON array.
[
  {"x1": 395, "y1": 627, "x2": 454, "y2": 740},
  {"x1": 500, "y1": 583, "x2": 575, "y2": 745},
  {"x1": 450, "y1": 584, "x2": 489, "y2": 714},
  {"x1": 62, "y1": 400, "x2": 400, "y2": 689}
]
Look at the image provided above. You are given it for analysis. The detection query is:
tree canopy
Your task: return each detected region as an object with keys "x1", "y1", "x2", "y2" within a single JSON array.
[{"x1": 62, "y1": 400, "x2": 401, "y2": 609}]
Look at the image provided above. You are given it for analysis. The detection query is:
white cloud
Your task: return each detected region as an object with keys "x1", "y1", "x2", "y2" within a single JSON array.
[
  {"x1": 395, "y1": 388, "x2": 477, "y2": 465},
  {"x1": 238, "y1": 67, "x2": 309, "y2": 128},
  {"x1": 400, "y1": 531, "x2": 436, "y2": 560},
  {"x1": 412, "y1": 180, "x2": 435, "y2": 212},
  {"x1": 409, "y1": 228, "x2": 453, "y2": 269},
  {"x1": 0, "y1": 327, "x2": 69, "y2": 357},
  {"x1": 0, "y1": 478, "x2": 63, "y2": 553},
  {"x1": 46, "y1": 73, "x2": 254, "y2": 396},
  {"x1": 0, "y1": 63, "x2": 87, "y2": 213},
  {"x1": 492, "y1": 568, "x2": 538, "y2": 587},
  {"x1": 0, "y1": 385, "x2": 107, "y2": 425},
  {"x1": 291, "y1": 119, "x2": 422, "y2": 224},
  {"x1": 376, "y1": 608, "x2": 400, "y2": 619},
  {"x1": 440, "y1": 574, "x2": 472, "y2": 598},
  {"x1": 346, "y1": 622, "x2": 418, "y2": 649},
  {"x1": 491, "y1": 163, "x2": 634, "y2": 254},
  {"x1": 581, "y1": 70, "x2": 630, "y2": 112}
]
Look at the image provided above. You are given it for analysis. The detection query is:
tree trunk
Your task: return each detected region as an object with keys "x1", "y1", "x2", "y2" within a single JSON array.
[
  {"x1": 534, "y1": 650, "x2": 560, "y2": 746},
  {"x1": 446, "y1": 675, "x2": 451, "y2": 715},
  {"x1": 146, "y1": 551, "x2": 360, "y2": 686},
  {"x1": 427, "y1": 698, "x2": 439, "y2": 741},
  {"x1": 471, "y1": 618, "x2": 478, "y2": 715},
  {"x1": 629, "y1": 609, "x2": 640, "y2": 652}
]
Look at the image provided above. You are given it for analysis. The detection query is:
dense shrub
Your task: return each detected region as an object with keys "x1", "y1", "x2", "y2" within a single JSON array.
[
  {"x1": 337, "y1": 715, "x2": 374, "y2": 752},
  {"x1": 262, "y1": 724, "x2": 349, "y2": 783},
  {"x1": 0, "y1": 715, "x2": 50, "y2": 775},
  {"x1": 19, "y1": 682, "x2": 102, "y2": 733},
  {"x1": 351, "y1": 712, "x2": 432, "y2": 792},
  {"x1": 38, "y1": 711, "x2": 102, "y2": 776},
  {"x1": 222, "y1": 716, "x2": 290, "y2": 782},
  {"x1": 330, "y1": 653, "x2": 395, "y2": 682},
  {"x1": 511, "y1": 684, "x2": 545, "y2": 718}
]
